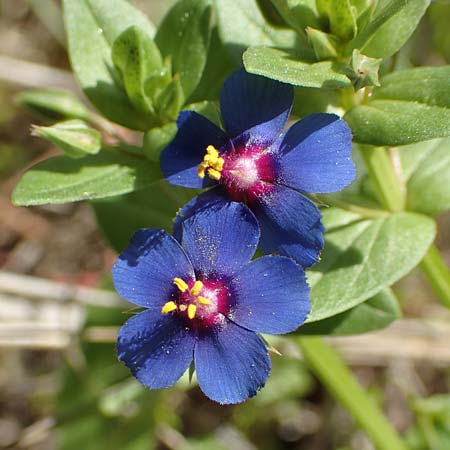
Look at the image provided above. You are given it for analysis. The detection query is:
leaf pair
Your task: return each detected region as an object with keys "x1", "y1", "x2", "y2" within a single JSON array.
[{"x1": 63, "y1": 0, "x2": 212, "y2": 131}]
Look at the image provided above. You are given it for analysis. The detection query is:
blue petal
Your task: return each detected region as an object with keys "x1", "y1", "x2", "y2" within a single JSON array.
[
  {"x1": 173, "y1": 187, "x2": 230, "y2": 241},
  {"x1": 117, "y1": 309, "x2": 195, "y2": 389},
  {"x1": 277, "y1": 114, "x2": 355, "y2": 193},
  {"x1": 252, "y1": 185, "x2": 324, "y2": 267},
  {"x1": 161, "y1": 111, "x2": 230, "y2": 188},
  {"x1": 230, "y1": 256, "x2": 310, "y2": 334},
  {"x1": 181, "y1": 202, "x2": 260, "y2": 278},
  {"x1": 220, "y1": 69, "x2": 293, "y2": 145},
  {"x1": 194, "y1": 320, "x2": 270, "y2": 404},
  {"x1": 112, "y1": 229, "x2": 194, "y2": 309}
]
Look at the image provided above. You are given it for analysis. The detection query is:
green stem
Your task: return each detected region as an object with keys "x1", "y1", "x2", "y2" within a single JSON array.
[
  {"x1": 359, "y1": 145, "x2": 405, "y2": 212},
  {"x1": 419, "y1": 244, "x2": 450, "y2": 309},
  {"x1": 298, "y1": 337, "x2": 409, "y2": 450}
]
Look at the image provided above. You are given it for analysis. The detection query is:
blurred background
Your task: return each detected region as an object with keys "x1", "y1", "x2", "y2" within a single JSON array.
[{"x1": 1, "y1": 1, "x2": 450, "y2": 449}]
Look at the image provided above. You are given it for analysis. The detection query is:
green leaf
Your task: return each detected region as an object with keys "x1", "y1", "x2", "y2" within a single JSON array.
[
  {"x1": 345, "y1": 66, "x2": 450, "y2": 145},
  {"x1": 400, "y1": 138, "x2": 450, "y2": 216},
  {"x1": 32, "y1": 120, "x2": 101, "y2": 158},
  {"x1": 306, "y1": 28, "x2": 338, "y2": 60},
  {"x1": 112, "y1": 26, "x2": 163, "y2": 116},
  {"x1": 63, "y1": 0, "x2": 156, "y2": 130},
  {"x1": 188, "y1": 28, "x2": 234, "y2": 103},
  {"x1": 316, "y1": 0, "x2": 357, "y2": 42},
  {"x1": 12, "y1": 151, "x2": 160, "y2": 206},
  {"x1": 306, "y1": 207, "x2": 435, "y2": 322},
  {"x1": 244, "y1": 47, "x2": 351, "y2": 88},
  {"x1": 216, "y1": 0, "x2": 298, "y2": 63},
  {"x1": 143, "y1": 122, "x2": 177, "y2": 162},
  {"x1": 92, "y1": 183, "x2": 197, "y2": 252},
  {"x1": 16, "y1": 88, "x2": 91, "y2": 121},
  {"x1": 270, "y1": 0, "x2": 321, "y2": 33},
  {"x1": 298, "y1": 288, "x2": 400, "y2": 335},
  {"x1": 155, "y1": 0, "x2": 213, "y2": 100},
  {"x1": 347, "y1": 0, "x2": 430, "y2": 59}
]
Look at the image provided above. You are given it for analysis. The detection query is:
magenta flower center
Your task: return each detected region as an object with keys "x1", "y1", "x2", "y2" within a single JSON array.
[
  {"x1": 198, "y1": 144, "x2": 277, "y2": 203},
  {"x1": 161, "y1": 277, "x2": 230, "y2": 329}
]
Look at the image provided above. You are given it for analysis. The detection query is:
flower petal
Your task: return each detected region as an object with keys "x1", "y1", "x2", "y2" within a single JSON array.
[
  {"x1": 277, "y1": 114, "x2": 355, "y2": 193},
  {"x1": 194, "y1": 320, "x2": 270, "y2": 404},
  {"x1": 173, "y1": 187, "x2": 230, "y2": 241},
  {"x1": 229, "y1": 256, "x2": 310, "y2": 334},
  {"x1": 181, "y1": 201, "x2": 260, "y2": 278},
  {"x1": 161, "y1": 111, "x2": 230, "y2": 188},
  {"x1": 252, "y1": 185, "x2": 324, "y2": 267},
  {"x1": 117, "y1": 309, "x2": 195, "y2": 389},
  {"x1": 113, "y1": 229, "x2": 194, "y2": 309},
  {"x1": 220, "y1": 69, "x2": 293, "y2": 145}
]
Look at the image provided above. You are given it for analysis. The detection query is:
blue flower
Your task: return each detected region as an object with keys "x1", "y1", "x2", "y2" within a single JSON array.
[
  {"x1": 161, "y1": 69, "x2": 355, "y2": 267},
  {"x1": 113, "y1": 202, "x2": 310, "y2": 404}
]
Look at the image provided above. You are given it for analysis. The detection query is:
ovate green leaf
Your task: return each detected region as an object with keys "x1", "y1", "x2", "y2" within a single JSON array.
[
  {"x1": 16, "y1": 89, "x2": 91, "y2": 121},
  {"x1": 12, "y1": 151, "x2": 160, "y2": 205},
  {"x1": 345, "y1": 66, "x2": 450, "y2": 145},
  {"x1": 155, "y1": 0, "x2": 213, "y2": 100},
  {"x1": 347, "y1": 0, "x2": 430, "y2": 59},
  {"x1": 244, "y1": 47, "x2": 351, "y2": 88},
  {"x1": 112, "y1": 26, "x2": 163, "y2": 116},
  {"x1": 216, "y1": 0, "x2": 298, "y2": 63},
  {"x1": 63, "y1": 0, "x2": 156, "y2": 130},
  {"x1": 306, "y1": 207, "x2": 435, "y2": 321},
  {"x1": 298, "y1": 288, "x2": 400, "y2": 335},
  {"x1": 400, "y1": 138, "x2": 450, "y2": 216}
]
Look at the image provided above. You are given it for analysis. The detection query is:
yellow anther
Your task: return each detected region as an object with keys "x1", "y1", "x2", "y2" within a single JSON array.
[
  {"x1": 190, "y1": 280, "x2": 204, "y2": 296},
  {"x1": 198, "y1": 296, "x2": 211, "y2": 305},
  {"x1": 197, "y1": 145, "x2": 224, "y2": 180},
  {"x1": 206, "y1": 145, "x2": 219, "y2": 158},
  {"x1": 197, "y1": 162, "x2": 208, "y2": 179},
  {"x1": 187, "y1": 304, "x2": 197, "y2": 319},
  {"x1": 207, "y1": 168, "x2": 222, "y2": 180},
  {"x1": 173, "y1": 277, "x2": 188, "y2": 292},
  {"x1": 161, "y1": 301, "x2": 177, "y2": 314},
  {"x1": 179, "y1": 304, "x2": 187, "y2": 311}
]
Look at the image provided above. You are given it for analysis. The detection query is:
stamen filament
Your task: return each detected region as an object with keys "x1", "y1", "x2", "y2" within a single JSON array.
[
  {"x1": 161, "y1": 301, "x2": 177, "y2": 314},
  {"x1": 173, "y1": 277, "x2": 188, "y2": 292}
]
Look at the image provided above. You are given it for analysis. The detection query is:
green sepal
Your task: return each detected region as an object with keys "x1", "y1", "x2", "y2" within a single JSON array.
[
  {"x1": 345, "y1": 49, "x2": 382, "y2": 90},
  {"x1": 32, "y1": 119, "x2": 101, "y2": 159}
]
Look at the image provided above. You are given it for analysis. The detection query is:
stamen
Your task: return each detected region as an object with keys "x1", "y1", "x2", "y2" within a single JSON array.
[
  {"x1": 173, "y1": 277, "x2": 188, "y2": 292},
  {"x1": 190, "y1": 280, "x2": 204, "y2": 296},
  {"x1": 187, "y1": 304, "x2": 197, "y2": 319},
  {"x1": 197, "y1": 296, "x2": 211, "y2": 305},
  {"x1": 161, "y1": 301, "x2": 177, "y2": 314},
  {"x1": 197, "y1": 145, "x2": 224, "y2": 180},
  {"x1": 207, "y1": 168, "x2": 221, "y2": 180}
]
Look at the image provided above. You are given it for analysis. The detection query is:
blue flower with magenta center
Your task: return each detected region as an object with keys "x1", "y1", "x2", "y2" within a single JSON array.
[
  {"x1": 161, "y1": 69, "x2": 355, "y2": 267},
  {"x1": 113, "y1": 202, "x2": 310, "y2": 404}
]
